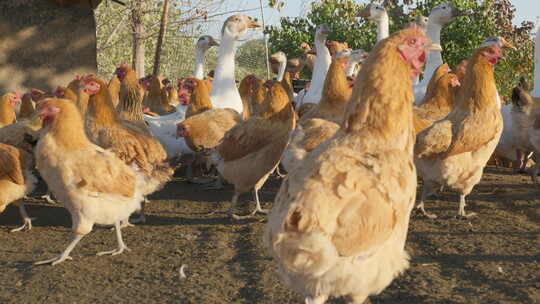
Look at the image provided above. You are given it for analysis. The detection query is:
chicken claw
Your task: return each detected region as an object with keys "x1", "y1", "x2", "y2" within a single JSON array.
[
  {"x1": 415, "y1": 202, "x2": 438, "y2": 219},
  {"x1": 10, "y1": 202, "x2": 35, "y2": 232},
  {"x1": 305, "y1": 295, "x2": 328, "y2": 304},
  {"x1": 98, "y1": 221, "x2": 131, "y2": 256},
  {"x1": 34, "y1": 235, "x2": 84, "y2": 266},
  {"x1": 457, "y1": 195, "x2": 477, "y2": 218},
  {"x1": 229, "y1": 189, "x2": 268, "y2": 219}
]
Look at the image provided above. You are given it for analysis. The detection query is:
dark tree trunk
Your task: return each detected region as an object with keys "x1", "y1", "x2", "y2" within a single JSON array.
[{"x1": 153, "y1": 0, "x2": 170, "y2": 77}]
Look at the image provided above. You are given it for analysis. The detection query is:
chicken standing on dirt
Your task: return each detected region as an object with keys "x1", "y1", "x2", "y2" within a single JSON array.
[
  {"x1": 265, "y1": 27, "x2": 435, "y2": 304},
  {"x1": 210, "y1": 81, "x2": 295, "y2": 219},
  {"x1": 33, "y1": 99, "x2": 144, "y2": 265},
  {"x1": 414, "y1": 43, "x2": 510, "y2": 218},
  {"x1": 282, "y1": 56, "x2": 352, "y2": 173},
  {"x1": 0, "y1": 143, "x2": 38, "y2": 232},
  {"x1": 80, "y1": 75, "x2": 172, "y2": 224}
]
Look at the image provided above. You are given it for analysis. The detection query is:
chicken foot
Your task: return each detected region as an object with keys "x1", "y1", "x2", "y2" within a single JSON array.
[
  {"x1": 415, "y1": 183, "x2": 438, "y2": 219},
  {"x1": 348, "y1": 294, "x2": 370, "y2": 304},
  {"x1": 229, "y1": 189, "x2": 268, "y2": 220},
  {"x1": 34, "y1": 234, "x2": 84, "y2": 266},
  {"x1": 40, "y1": 191, "x2": 58, "y2": 204},
  {"x1": 97, "y1": 221, "x2": 131, "y2": 256},
  {"x1": 10, "y1": 201, "x2": 35, "y2": 233},
  {"x1": 457, "y1": 194, "x2": 477, "y2": 218},
  {"x1": 305, "y1": 295, "x2": 328, "y2": 304}
]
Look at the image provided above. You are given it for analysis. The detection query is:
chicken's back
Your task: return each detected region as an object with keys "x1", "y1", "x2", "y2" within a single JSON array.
[
  {"x1": 266, "y1": 135, "x2": 416, "y2": 298},
  {"x1": 182, "y1": 108, "x2": 241, "y2": 152}
]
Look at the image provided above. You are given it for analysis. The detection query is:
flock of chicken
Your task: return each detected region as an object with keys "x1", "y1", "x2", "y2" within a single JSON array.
[{"x1": 0, "y1": 2, "x2": 536, "y2": 303}]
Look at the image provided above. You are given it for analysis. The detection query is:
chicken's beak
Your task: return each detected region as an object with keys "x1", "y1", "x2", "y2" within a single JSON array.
[
  {"x1": 500, "y1": 38, "x2": 516, "y2": 50},
  {"x1": 424, "y1": 43, "x2": 443, "y2": 52},
  {"x1": 248, "y1": 18, "x2": 262, "y2": 29},
  {"x1": 357, "y1": 6, "x2": 370, "y2": 18}
]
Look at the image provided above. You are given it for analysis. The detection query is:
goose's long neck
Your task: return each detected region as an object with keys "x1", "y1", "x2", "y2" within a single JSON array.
[
  {"x1": 306, "y1": 35, "x2": 331, "y2": 103},
  {"x1": 420, "y1": 22, "x2": 443, "y2": 86},
  {"x1": 376, "y1": 15, "x2": 389, "y2": 42},
  {"x1": 277, "y1": 60, "x2": 286, "y2": 82},
  {"x1": 210, "y1": 32, "x2": 237, "y2": 97},
  {"x1": 533, "y1": 29, "x2": 540, "y2": 98},
  {"x1": 194, "y1": 47, "x2": 206, "y2": 80}
]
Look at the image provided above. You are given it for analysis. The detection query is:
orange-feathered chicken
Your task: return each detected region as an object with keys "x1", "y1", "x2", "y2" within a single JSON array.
[
  {"x1": 326, "y1": 40, "x2": 349, "y2": 57},
  {"x1": 0, "y1": 93, "x2": 21, "y2": 127},
  {"x1": 265, "y1": 27, "x2": 435, "y2": 304},
  {"x1": 166, "y1": 86, "x2": 179, "y2": 106},
  {"x1": 33, "y1": 99, "x2": 144, "y2": 265},
  {"x1": 115, "y1": 63, "x2": 148, "y2": 133},
  {"x1": 145, "y1": 76, "x2": 176, "y2": 115},
  {"x1": 282, "y1": 56, "x2": 352, "y2": 172},
  {"x1": 301, "y1": 42, "x2": 316, "y2": 72},
  {"x1": 239, "y1": 75, "x2": 257, "y2": 119},
  {"x1": 413, "y1": 64, "x2": 460, "y2": 134},
  {"x1": 414, "y1": 44, "x2": 509, "y2": 218},
  {"x1": 80, "y1": 75, "x2": 172, "y2": 224},
  {"x1": 176, "y1": 81, "x2": 242, "y2": 154},
  {"x1": 19, "y1": 93, "x2": 35, "y2": 119},
  {"x1": 210, "y1": 81, "x2": 295, "y2": 219},
  {"x1": 0, "y1": 143, "x2": 38, "y2": 232},
  {"x1": 184, "y1": 78, "x2": 214, "y2": 119}
]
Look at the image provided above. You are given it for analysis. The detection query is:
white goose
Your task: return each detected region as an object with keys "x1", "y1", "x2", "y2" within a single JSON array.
[
  {"x1": 414, "y1": 3, "x2": 470, "y2": 104},
  {"x1": 144, "y1": 34, "x2": 219, "y2": 159},
  {"x1": 296, "y1": 24, "x2": 331, "y2": 107},
  {"x1": 357, "y1": 3, "x2": 389, "y2": 42},
  {"x1": 209, "y1": 14, "x2": 261, "y2": 114},
  {"x1": 194, "y1": 35, "x2": 219, "y2": 80}
]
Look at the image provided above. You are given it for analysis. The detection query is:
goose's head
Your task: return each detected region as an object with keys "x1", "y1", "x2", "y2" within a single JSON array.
[
  {"x1": 269, "y1": 51, "x2": 287, "y2": 64},
  {"x1": 196, "y1": 35, "x2": 219, "y2": 51},
  {"x1": 314, "y1": 24, "x2": 330, "y2": 42},
  {"x1": 221, "y1": 14, "x2": 261, "y2": 40},
  {"x1": 348, "y1": 49, "x2": 369, "y2": 64},
  {"x1": 357, "y1": 4, "x2": 387, "y2": 22},
  {"x1": 428, "y1": 3, "x2": 472, "y2": 25}
]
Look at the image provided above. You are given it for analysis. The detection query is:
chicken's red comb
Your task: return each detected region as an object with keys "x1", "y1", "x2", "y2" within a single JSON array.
[
  {"x1": 75, "y1": 74, "x2": 81, "y2": 81},
  {"x1": 81, "y1": 74, "x2": 95, "y2": 84}
]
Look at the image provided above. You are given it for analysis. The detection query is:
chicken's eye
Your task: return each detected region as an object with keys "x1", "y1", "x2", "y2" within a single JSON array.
[{"x1": 410, "y1": 39, "x2": 417, "y2": 45}]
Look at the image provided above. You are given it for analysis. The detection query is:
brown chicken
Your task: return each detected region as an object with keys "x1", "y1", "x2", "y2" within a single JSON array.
[
  {"x1": 413, "y1": 64, "x2": 461, "y2": 134},
  {"x1": 238, "y1": 75, "x2": 257, "y2": 120},
  {"x1": 19, "y1": 93, "x2": 35, "y2": 119},
  {"x1": 286, "y1": 57, "x2": 305, "y2": 80},
  {"x1": 0, "y1": 143, "x2": 38, "y2": 232},
  {"x1": 33, "y1": 98, "x2": 144, "y2": 265},
  {"x1": 115, "y1": 63, "x2": 148, "y2": 133},
  {"x1": 66, "y1": 76, "x2": 90, "y2": 115},
  {"x1": 414, "y1": 44, "x2": 509, "y2": 218},
  {"x1": 184, "y1": 78, "x2": 213, "y2": 119},
  {"x1": 0, "y1": 93, "x2": 21, "y2": 127},
  {"x1": 326, "y1": 40, "x2": 349, "y2": 57},
  {"x1": 145, "y1": 76, "x2": 176, "y2": 115},
  {"x1": 265, "y1": 27, "x2": 434, "y2": 304},
  {"x1": 210, "y1": 81, "x2": 295, "y2": 219},
  {"x1": 166, "y1": 86, "x2": 179, "y2": 106},
  {"x1": 301, "y1": 42, "x2": 316, "y2": 72},
  {"x1": 282, "y1": 56, "x2": 352, "y2": 172},
  {"x1": 80, "y1": 75, "x2": 172, "y2": 224}
]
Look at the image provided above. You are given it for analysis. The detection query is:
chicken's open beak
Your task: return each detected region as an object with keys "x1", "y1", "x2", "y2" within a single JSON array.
[
  {"x1": 357, "y1": 6, "x2": 370, "y2": 18},
  {"x1": 248, "y1": 18, "x2": 262, "y2": 29},
  {"x1": 500, "y1": 38, "x2": 516, "y2": 50},
  {"x1": 424, "y1": 43, "x2": 443, "y2": 52}
]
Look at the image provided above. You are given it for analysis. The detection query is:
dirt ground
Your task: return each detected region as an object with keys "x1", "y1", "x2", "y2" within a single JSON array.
[{"x1": 0, "y1": 166, "x2": 538, "y2": 304}]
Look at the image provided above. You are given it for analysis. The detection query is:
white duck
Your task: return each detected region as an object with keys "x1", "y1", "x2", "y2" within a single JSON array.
[
  {"x1": 144, "y1": 35, "x2": 220, "y2": 159},
  {"x1": 295, "y1": 24, "x2": 331, "y2": 107},
  {"x1": 194, "y1": 35, "x2": 219, "y2": 80},
  {"x1": 357, "y1": 3, "x2": 389, "y2": 42},
  {"x1": 209, "y1": 14, "x2": 261, "y2": 114},
  {"x1": 414, "y1": 3, "x2": 471, "y2": 104}
]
